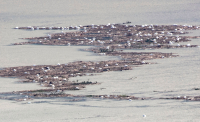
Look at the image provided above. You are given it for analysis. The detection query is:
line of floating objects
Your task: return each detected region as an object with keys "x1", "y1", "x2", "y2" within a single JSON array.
[
  {"x1": 0, "y1": 21, "x2": 200, "y2": 102},
  {"x1": 13, "y1": 22, "x2": 200, "y2": 49}
]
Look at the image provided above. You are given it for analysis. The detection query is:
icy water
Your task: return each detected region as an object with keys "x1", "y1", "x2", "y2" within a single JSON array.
[{"x1": 0, "y1": 0, "x2": 200, "y2": 121}]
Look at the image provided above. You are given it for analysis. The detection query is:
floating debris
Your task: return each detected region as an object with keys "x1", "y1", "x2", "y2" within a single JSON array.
[
  {"x1": 0, "y1": 22, "x2": 199, "y2": 102},
  {"x1": 13, "y1": 23, "x2": 199, "y2": 50}
]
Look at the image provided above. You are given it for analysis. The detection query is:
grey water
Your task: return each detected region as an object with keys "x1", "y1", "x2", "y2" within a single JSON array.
[{"x1": 0, "y1": 0, "x2": 200, "y2": 121}]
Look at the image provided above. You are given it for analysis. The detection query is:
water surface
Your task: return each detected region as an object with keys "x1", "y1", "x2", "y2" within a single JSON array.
[{"x1": 0, "y1": 0, "x2": 200, "y2": 121}]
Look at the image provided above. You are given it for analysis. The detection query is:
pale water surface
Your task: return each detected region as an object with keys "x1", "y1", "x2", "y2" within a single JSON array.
[{"x1": 0, "y1": 0, "x2": 200, "y2": 121}]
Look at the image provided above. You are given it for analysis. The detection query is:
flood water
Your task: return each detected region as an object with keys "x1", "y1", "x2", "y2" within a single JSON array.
[{"x1": 0, "y1": 0, "x2": 200, "y2": 121}]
